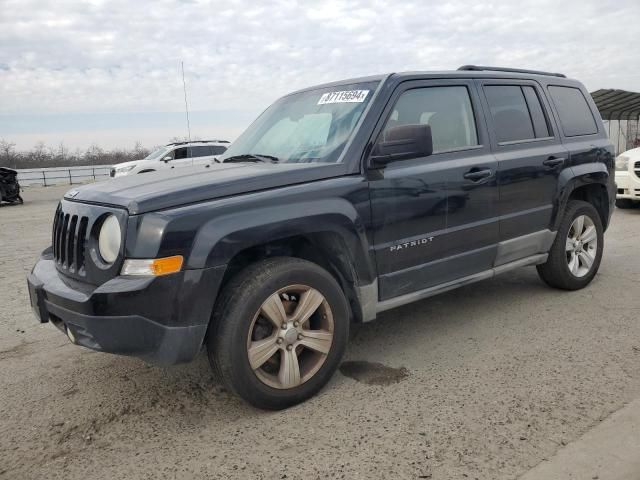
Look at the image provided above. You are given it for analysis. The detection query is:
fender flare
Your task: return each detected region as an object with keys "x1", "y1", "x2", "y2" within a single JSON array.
[
  {"x1": 187, "y1": 197, "x2": 376, "y2": 285},
  {"x1": 553, "y1": 162, "x2": 611, "y2": 231}
]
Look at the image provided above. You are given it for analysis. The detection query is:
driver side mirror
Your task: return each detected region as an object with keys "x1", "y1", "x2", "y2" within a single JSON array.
[
  {"x1": 370, "y1": 124, "x2": 433, "y2": 167},
  {"x1": 162, "y1": 156, "x2": 172, "y2": 163}
]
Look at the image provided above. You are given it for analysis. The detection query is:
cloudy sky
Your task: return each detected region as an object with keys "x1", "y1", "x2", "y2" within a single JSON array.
[{"x1": 1, "y1": 0, "x2": 639, "y2": 150}]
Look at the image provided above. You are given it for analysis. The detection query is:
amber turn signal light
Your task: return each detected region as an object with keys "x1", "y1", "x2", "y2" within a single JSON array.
[{"x1": 121, "y1": 255, "x2": 184, "y2": 276}]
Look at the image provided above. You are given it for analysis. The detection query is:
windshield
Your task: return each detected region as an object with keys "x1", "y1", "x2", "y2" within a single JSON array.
[
  {"x1": 143, "y1": 146, "x2": 170, "y2": 161},
  {"x1": 220, "y1": 81, "x2": 379, "y2": 164}
]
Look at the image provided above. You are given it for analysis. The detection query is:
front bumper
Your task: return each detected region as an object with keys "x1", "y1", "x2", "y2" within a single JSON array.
[
  {"x1": 27, "y1": 250, "x2": 225, "y2": 366},
  {"x1": 615, "y1": 172, "x2": 640, "y2": 200}
]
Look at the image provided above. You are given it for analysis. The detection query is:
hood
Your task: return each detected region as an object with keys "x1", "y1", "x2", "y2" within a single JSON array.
[
  {"x1": 620, "y1": 147, "x2": 640, "y2": 158},
  {"x1": 65, "y1": 162, "x2": 343, "y2": 214},
  {"x1": 112, "y1": 159, "x2": 139, "y2": 170}
]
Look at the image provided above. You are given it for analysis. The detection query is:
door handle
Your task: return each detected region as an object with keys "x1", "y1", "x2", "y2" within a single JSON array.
[
  {"x1": 543, "y1": 157, "x2": 565, "y2": 168},
  {"x1": 463, "y1": 169, "x2": 492, "y2": 181}
]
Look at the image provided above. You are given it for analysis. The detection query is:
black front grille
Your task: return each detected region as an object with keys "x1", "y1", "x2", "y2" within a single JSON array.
[
  {"x1": 51, "y1": 199, "x2": 126, "y2": 284},
  {"x1": 52, "y1": 208, "x2": 89, "y2": 276}
]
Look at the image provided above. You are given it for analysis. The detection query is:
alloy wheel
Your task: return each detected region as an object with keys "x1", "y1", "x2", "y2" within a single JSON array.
[
  {"x1": 565, "y1": 214, "x2": 597, "y2": 278},
  {"x1": 246, "y1": 285, "x2": 334, "y2": 389}
]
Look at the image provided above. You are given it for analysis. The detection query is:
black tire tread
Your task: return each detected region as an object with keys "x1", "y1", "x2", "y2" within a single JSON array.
[
  {"x1": 207, "y1": 257, "x2": 285, "y2": 395},
  {"x1": 207, "y1": 256, "x2": 349, "y2": 409},
  {"x1": 616, "y1": 198, "x2": 636, "y2": 209},
  {"x1": 537, "y1": 200, "x2": 603, "y2": 290}
]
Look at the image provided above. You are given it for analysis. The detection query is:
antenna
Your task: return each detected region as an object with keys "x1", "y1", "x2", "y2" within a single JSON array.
[{"x1": 181, "y1": 61, "x2": 192, "y2": 141}]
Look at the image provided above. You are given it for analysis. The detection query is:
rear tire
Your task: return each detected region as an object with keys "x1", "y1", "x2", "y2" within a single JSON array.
[
  {"x1": 207, "y1": 257, "x2": 350, "y2": 410},
  {"x1": 537, "y1": 200, "x2": 603, "y2": 290},
  {"x1": 616, "y1": 198, "x2": 637, "y2": 209}
]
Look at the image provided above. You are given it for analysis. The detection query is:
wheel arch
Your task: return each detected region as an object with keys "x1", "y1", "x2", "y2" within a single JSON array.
[
  {"x1": 188, "y1": 203, "x2": 377, "y2": 325},
  {"x1": 555, "y1": 164, "x2": 612, "y2": 231},
  {"x1": 218, "y1": 233, "x2": 365, "y2": 323},
  {"x1": 567, "y1": 183, "x2": 609, "y2": 227}
]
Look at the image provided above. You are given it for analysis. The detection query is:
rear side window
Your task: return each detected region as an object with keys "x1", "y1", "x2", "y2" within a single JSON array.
[
  {"x1": 522, "y1": 86, "x2": 550, "y2": 138},
  {"x1": 384, "y1": 86, "x2": 478, "y2": 153},
  {"x1": 548, "y1": 86, "x2": 598, "y2": 137},
  {"x1": 484, "y1": 85, "x2": 554, "y2": 143},
  {"x1": 190, "y1": 146, "x2": 212, "y2": 157}
]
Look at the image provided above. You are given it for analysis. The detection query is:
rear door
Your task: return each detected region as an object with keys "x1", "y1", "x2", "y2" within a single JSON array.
[
  {"x1": 477, "y1": 80, "x2": 568, "y2": 264},
  {"x1": 189, "y1": 146, "x2": 215, "y2": 167},
  {"x1": 369, "y1": 79, "x2": 499, "y2": 300}
]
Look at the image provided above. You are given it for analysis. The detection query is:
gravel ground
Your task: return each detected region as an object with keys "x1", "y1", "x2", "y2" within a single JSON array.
[{"x1": 1, "y1": 185, "x2": 639, "y2": 480}]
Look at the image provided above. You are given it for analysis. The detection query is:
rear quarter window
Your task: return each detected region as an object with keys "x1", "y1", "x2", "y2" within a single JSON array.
[{"x1": 548, "y1": 86, "x2": 598, "y2": 137}]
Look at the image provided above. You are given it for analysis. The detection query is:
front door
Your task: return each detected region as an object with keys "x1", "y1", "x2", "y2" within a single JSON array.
[
  {"x1": 368, "y1": 80, "x2": 499, "y2": 301},
  {"x1": 166, "y1": 146, "x2": 193, "y2": 170}
]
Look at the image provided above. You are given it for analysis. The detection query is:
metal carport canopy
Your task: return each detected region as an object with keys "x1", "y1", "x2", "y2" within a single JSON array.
[{"x1": 590, "y1": 89, "x2": 640, "y2": 121}]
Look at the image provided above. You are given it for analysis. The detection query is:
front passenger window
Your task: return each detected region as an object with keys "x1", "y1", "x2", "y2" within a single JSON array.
[
  {"x1": 173, "y1": 147, "x2": 189, "y2": 159},
  {"x1": 383, "y1": 86, "x2": 478, "y2": 153}
]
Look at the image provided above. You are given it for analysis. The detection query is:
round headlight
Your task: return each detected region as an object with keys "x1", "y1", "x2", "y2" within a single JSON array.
[
  {"x1": 98, "y1": 215, "x2": 121, "y2": 264},
  {"x1": 615, "y1": 155, "x2": 629, "y2": 171}
]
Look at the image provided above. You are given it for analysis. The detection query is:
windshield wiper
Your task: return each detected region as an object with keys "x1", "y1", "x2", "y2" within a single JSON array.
[{"x1": 222, "y1": 153, "x2": 280, "y2": 164}]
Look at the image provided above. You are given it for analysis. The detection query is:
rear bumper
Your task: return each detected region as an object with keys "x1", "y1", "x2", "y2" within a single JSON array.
[
  {"x1": 27, "y1": 250, "x2": 225, "y2": 366},
  {"x1": 616, "y1": 172, "x2": 640, "y2": 200}
]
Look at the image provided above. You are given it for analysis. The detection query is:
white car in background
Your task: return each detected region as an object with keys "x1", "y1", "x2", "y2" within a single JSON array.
[
  {"x1": 615, "y1": 147, "x2": 640, "y2": 208},
  {"x1": 110, "y1": 140, "x2": 230, "y2": 178}
]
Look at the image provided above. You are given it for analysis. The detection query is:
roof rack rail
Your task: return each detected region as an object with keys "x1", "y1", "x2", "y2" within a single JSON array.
[
  {"x1": 166, "y1": 139, "x2": 230, "y2": 146},
  {"x1": 457, "y1": 65, "x2": 566, "y2": 78}
]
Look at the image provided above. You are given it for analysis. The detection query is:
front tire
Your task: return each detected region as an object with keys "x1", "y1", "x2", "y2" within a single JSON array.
[
  {"x1": 537, "y1": 200, "x2": 603, "y2": 290},
  {"x1": 207, "y1": 257, "x2": 349, "y2": 410}
]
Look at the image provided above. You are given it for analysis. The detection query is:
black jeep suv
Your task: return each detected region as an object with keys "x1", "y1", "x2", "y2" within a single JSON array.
[{"x1": 28, "y1": 66, "x2": 615, "y2": 409}]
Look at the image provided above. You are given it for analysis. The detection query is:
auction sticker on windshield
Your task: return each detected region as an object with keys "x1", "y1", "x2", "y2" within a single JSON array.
[{"x1": 318, "y1": 90, "x2": 369, "y2": 105}]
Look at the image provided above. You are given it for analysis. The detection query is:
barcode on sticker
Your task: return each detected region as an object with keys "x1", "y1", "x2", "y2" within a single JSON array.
[{"x1": 318, "y1": 90, "x2": 369, "y2": 105}]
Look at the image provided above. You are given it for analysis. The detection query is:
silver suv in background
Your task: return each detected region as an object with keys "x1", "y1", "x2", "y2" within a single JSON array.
[{"x1": 110, "y1": 140, "x2": 230, "y2": 177}]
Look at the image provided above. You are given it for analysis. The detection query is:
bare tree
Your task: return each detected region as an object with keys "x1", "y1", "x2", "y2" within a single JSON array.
[
  {"x1": 133, "y1": 141, "x2": 149, "y2": 159},
  {"x1": 32, "y1": 141, "x2": 49, "y2": 164},
  {"x1": 0, "y1": 140, "x2": 167, "y2": 168},
  {"x1": 85, "y1": 143, "x2": 104, "y2": 163},
  {"x1": 169, "y1": 136, "x2": 190, "y2": 143},
  {"x1": 0, "y1": 139, "x2": 16, "y2": 168},
  {"x1": 57, "y1": 142, "x2": 68, "y2": 163}
]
